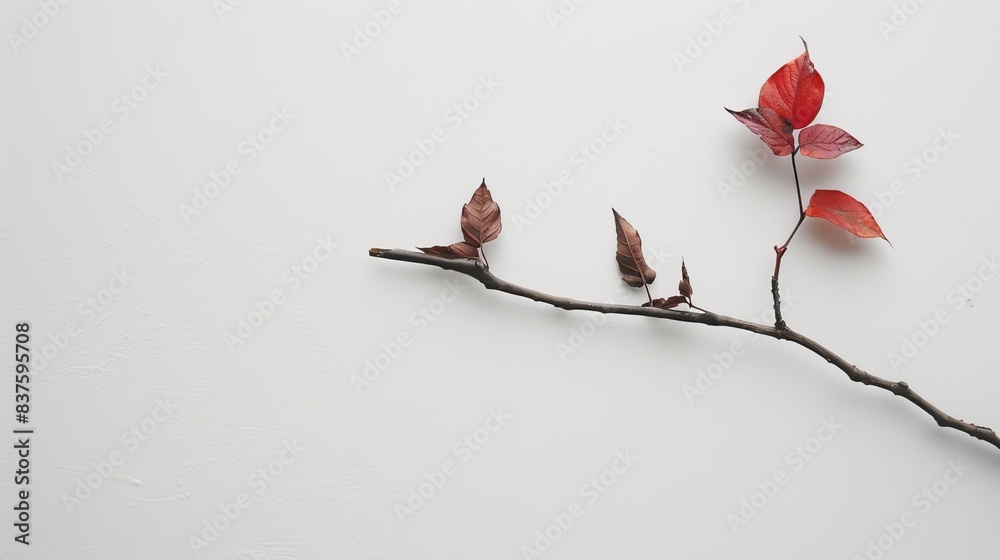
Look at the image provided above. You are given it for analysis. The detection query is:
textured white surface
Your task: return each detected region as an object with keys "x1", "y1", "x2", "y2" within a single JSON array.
[{"x1": 2, "y1": 1, "x2": 1000, "y2": 558}]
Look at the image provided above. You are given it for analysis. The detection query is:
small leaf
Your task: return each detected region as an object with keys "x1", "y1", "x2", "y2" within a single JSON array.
[
  {"x1": 678, "y1": 260, "x2": 693, "y2": 298},
  {"x1": 461, "y1": 179, "x2": 502, "y2": 248},
  {"x1": 642, "y1": 295, "x2": 688, "y2": 309},
  {"x1": 758, "y1": 38, "x2": 825, "y2": 129},
  {"x1": 798, "y1": 124, "x2": 862, "y2": 159},
  {"x1": 418, "y1": 242, "x2": 480, "y2": 259},
  {"x1": 612, "y1": 209, "x2": 657, "y2": 288},
  {"x1": 726, "y1": 107, "x2": 794, "y2": 156},
  {"x1": 804, "y1": 189, "x2": 889, "y2": 242}
]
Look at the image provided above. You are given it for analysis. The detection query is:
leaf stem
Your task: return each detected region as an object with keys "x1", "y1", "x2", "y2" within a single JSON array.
[
  {"x1": 772, "y1": 149, "x2": 806, "y2": 280},
  {"x1": 480, "y1": 246, "x2": 490, "y2": 269},
  {"x1": 792, "y1": 148, "x2": 804, "y2": 215}
]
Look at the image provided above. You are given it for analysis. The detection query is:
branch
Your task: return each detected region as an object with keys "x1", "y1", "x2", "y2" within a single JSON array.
[
  {"x1": 369, "y1": 247, "x2": 1000, "y2": 452},
  {"x1": 771, "y1": 275, "x2": 786, "y2": 329}
]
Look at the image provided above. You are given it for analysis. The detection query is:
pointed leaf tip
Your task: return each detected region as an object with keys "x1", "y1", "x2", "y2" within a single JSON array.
[
  {"x1": 678, "y1": 260, "x2": 693, "y2": 298},
  {"x1": 804, "y1": 189, "x2": 889, "y2": 242},
  {"x1": 798, "y1": 124, "x2": 862, "y2": 159},
  {"x1": 612, "y1": 209, "x2": 657, "y2": 288},
  {"x1": 727, "y1": 107, "x2": 794, "y2": 156},
  {"x1": 461, "y1": 180, "x2": 502, "y2": 248},
  {"x1": 758, "y1": 39, "x2": 825, "y2": 129}
]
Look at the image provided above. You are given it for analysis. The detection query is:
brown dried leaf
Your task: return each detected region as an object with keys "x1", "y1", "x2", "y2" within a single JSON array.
[
  {"x1": 678, "y1": 260, "x2": 693, "y2": 298},
  {"x1": 612, "y1": 209, "x2": 657, "y2": 288},
  {"x1": 418, "y1": 242, "x2": 480, "y2": 260},
  {"x1": 461, "y1": 179, "x2": 502, "y2": 248},
  {"x1": 641, "y1": 295, "x2": 688, "y2": 309}
]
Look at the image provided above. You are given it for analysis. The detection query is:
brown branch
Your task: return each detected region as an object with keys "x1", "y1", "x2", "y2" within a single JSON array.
[
  {"x1": 770, "y1": 275, "x2": 786, "y2": 329},
  {"x1": 369, "y1": 247, "x2": 1000, "y2": 452}
]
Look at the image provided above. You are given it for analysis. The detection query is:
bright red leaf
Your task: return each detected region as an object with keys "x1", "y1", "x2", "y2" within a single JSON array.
[
  {"x1": 804, "y1": 189, "x2": 888, "y2": 242},
  {"x1": 758, "y1": 39, "x2": 825, "y2": 130},
  {"x1": 726, "y1": 107, "x2": 794, "y2": 156},
  {"x1": 798, "y1": 124, "x2": 862, "y2": 159}
]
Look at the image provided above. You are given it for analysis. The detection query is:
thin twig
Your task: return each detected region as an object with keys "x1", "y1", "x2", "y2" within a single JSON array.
[
  {"x1": 369, "y1": 247, "x2": 1000, "y2": 452},
  {"x1": 772, "y1": 150, "x2": 806, "y2": 324},
  {"x1": 791, "y1": 148, "x2": 804, "y2": 215},
  {"x1": 773, "y1": 150, "x2": 806, "y2": 281}
]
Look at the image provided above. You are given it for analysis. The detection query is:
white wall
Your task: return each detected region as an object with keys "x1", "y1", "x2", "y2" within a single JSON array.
[{"x1": 2, "y1": 1, "x2": 999, "y2": 558}]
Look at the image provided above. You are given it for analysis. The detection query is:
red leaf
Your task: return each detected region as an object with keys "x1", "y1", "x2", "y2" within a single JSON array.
[
  {"x1": 804, "y1": 189, "x2": 889, "y2": 242},
  {"x1": 642, "y1": 295, "x2": 688, "y2": 309},
  {"x1": 461, "y1": 179, "x2": 501, "y2": 248},
  {"x1": 612, "y1": 209, "x2": 657, "y2": 288},
  {"x1": 726, "y1": 107, "x2": 794, "y2": 156},
  {"x1": 798, "y1": 124, "x2": 862, "y2": 159},
  {"x1": 758, "y1": 38, "x2": 825, "y2": 129},
  {"x1": 418, "y1": 242, "x2": 480, "y2": 259}
]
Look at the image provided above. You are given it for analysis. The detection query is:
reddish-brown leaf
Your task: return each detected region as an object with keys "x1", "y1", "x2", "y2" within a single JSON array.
[
  {"x1": 612, "y1": 209, "x2": 657, "y2": 288},
  {"x1": 804, "y1": 189, "x2": 889, "y2": 242},
  {"x1": 758, "y1": 38, "x2": 825, "y2": 129},
  {"x1": 726, "y1": 107, "x2": 794, "y2": 156},
  {"x1": 798, "y1": 124, "x2": 862, "y2": 159},
  {"x1": 418, "y1": 242, "x2": 480, "y2": 259},
  {"x1": 678, "y1": 260, "x2": 693, "y2": 298},
  {"x1": 461, "y1": 179, "x2": 501, "y2": 248},
  {"x1": 642, "y1": 295, "x2": 688, "y2": 309}
]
